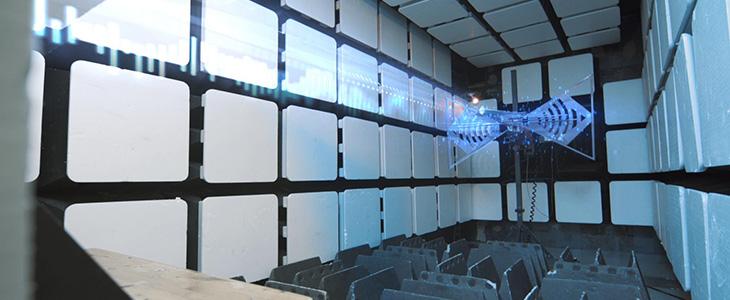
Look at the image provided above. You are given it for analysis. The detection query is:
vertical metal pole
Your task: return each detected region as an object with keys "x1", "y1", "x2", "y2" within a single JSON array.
[{"x1": 510, "y1": 70, "x2": 524, "y2": 234}]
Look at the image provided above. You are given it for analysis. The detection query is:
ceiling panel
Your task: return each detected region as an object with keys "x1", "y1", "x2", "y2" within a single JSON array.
[
  {"x1": 500, "y1": 22, "x2": 556, "y2": 48},
  {"x1": 568, "y1": 27, "x2": 621, "y2": 50},
  {"x1": 483, "y1": 0, "x2": 547, "y2": 32},
  {"x1": 514, "y1": 39, "x2": 563, "y2": 60},
  {"x1": 399, "y1": 0, "x2": 469, "y2": 28},
  {"x1": 560, "y1": 6, "x2": 620, "y2": 36},
  {"x1": 427, "y1": 17, "x2": 488, "y2": 44},
  {"x1": 467, "y1": 0, "x2": 529, "y2": 12},
  {"x1": 550, "y1": 0, "x2": 618, "y2": 18},
  {"x1": 383, "y1": 0, "x2": 411, "y2": 6},
  {"x1": 467, "y1": 50, "x2": 514, "y2": 67},
  {"x1": 449, "y1": 35, "x2": 502, "y2": 57}
]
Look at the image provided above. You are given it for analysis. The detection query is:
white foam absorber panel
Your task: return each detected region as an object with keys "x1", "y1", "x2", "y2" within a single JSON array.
[
  {"x1": 199, "y1": 195, "x2": 278, "y2": 281},
  {"x1": 411, "y1": 131, "x2": 436, "y2": 179},
  {"x1": 282, "y1": 105, "x2": 337, "y2": 181},
  {"x1": 686, "y1": 188, "x2": 710, "y2": 300},
  {"x1": 282, "y1": 19, "x2": 337, "y2": 103},
  {"x1": 437, "y1": 185, "x2": 458, "y2": 228},
  {"x1": 674, "y1": 34, "x2": 704, "y2": 173},
  {"x1": 472, "y1": 183, "x2": 502, "y2": 221},
  {"x1": 609, "y1": 181, "x2": 656, "y2": 226},
  {"x1": 339, "y1": 189, "x2": 381, "y2": 249},
  {"x1": 603, "y1": 79, "x2": 647, "y2": 125},
  {"x1": 435, "y1": 136, "x2": 455, "y2": 178},
  {"x1": 412, "y1": 186, "x2": 438, "y2": 235},
  {"x1": 338, "y1": 45, "x2": 379, "y2": 113},
  {"x1": 457, "y1": 184, "x2": 473, "y2": 222},
  {"x1": 281, "y1": 0, "x2": 334, "y2": 27},
  {"x1": 382, "y1": 187, "x2": 414, "y2": 239},
  {"x1": 708, "y1": 192, "x2": 730, "y2": 296},
  {"x1": 605, "y1": 128, "x2": 651, "y2": 174},
  {"x1": 555, "y1": 181, "x2": 602, "y2": 224},
  {"x1": 380, "y1": 125, "x2": 412, "y2": 179},
  {"x1": 380, "y1": 63, "x2": 411, "y2": 122},
  {"x1": 341, "y1": 117, "x2": 381, "y2": 180},
  {"x1": 548, "y1": 53, "x2": 594, "y2": 96},
  {"x1": 507, "y1": 182, "x2": 548, "y2": 222},
  {"x1": 502, "y1": 62, "x2": 543, "y2": 104},
  {"x1": 26, "y1": 51, "x2": 44, "y2": 182},
  {"x1": 285, "y1": 192, "x2": 339, "y2": 263},
  {"x1": 201, "y1": 0, "x2": 278, "y2": 88},
  {"x1": 337, "y1": 0, "x2": 378, "y2": 48},
  {"x1": 61, "y1": 0, "x2": 191, "y2": 64},
  {"x1": 434, "y1": 88, "x2": 453, "y2": 131},
  {"x1": 65, "y1": 199, "x2": 187, "y2": 268},
  {"x1": 202, "y1": 89, "x2": 278, "y2": 183},
  {"x1": 410, "y1": 76, "x2": 434, "y2": 127},
  {"x1": 67, "y1": 61, "x2": 189, "y2": 182}
]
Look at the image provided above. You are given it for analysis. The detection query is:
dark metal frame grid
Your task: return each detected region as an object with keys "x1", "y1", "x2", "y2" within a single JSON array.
[{"x1": 33, "y1": 0, "x2": 502, "y2": 275}]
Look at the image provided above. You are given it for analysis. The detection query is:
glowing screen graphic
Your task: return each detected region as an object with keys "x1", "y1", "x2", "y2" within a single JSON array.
[
  {"x1": 201, "y1": 0, "x2": 278, "y2": 88},
  {"x1": 338, "y1": 45, "x2": 379, "y2": 113},
  {"x1": 282, "y1": 19, "x2": 337, "y2": 103}
]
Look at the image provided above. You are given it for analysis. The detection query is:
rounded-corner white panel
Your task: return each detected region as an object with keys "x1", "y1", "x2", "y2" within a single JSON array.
[
  {"x1": 412, "y1": 186, "x2": 437, "y2": 235},
  {"x1": 199, "y1": 194, "x2": 278, "y2": 281},
  {"x1": 609, "y1": 180, "x2": 656, "y2": 226},
  {"x1": 285, "y1": 192, "x2": 339, "y2": 263},
  {"x1": 507, "y1": 182, "x2": 548, "y2": 222},
  {"x1": 437, "y1": 185, "x2": 458, "y2": 228},
  {"x1": 282, "y1": 105, "x2": 337, "y2": 181},
  {"x1": 339, "y1": 189, "x2": 381, "y2": 249},
  {"x1": 26, "y1": 50, "x2": 45, "y2": 182},
  {"x1": 64, "y1": 198, "x2": 187, "y2": 268},
  {"x1": 555, "y1": 181, "x2": 602, "y2": 224},
  {"x1": 411, "y1": 131, "x2": 435, "y2": 179},
  {"x1": 472, "y1": 183, "x2": 502, "y2": 221},
  {"x1": 380, "y1": 125, "x2": 412, "y2": 179},
  {"x1": 341, "y1": 117, "x2": 380, "y2": 180},
  {"x1": 380, "y1": 63, "x2": 410, "y2": 122},
  {"x1": 202, "y1": 89, "x2": 278, "y2": 183},
  {"x1": 606, "y1": 128, "x2": 651, "y2": 174},
  {"x1": 382, "y1": 187, "x2": 414, "y2": 239},
  {"x1": 282, "y1": 19, "x2": 337, "y2": 103},
  {"x1": 67, "y1": 60, "x2": 189, "y2": 183},
  {"x1": 338, "y1": 45, "x2": 379, "y2": 113}
]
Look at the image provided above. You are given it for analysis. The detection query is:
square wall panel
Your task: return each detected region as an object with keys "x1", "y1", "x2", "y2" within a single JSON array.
[
  {"x1": 411, "y1": 132, "x2": 436, "y2": 179},
  {"x1": 686, "y1": 189, "x2": 710, "y2": 300},
  {"x1": 434, "y1": 88, "x2": 453, "y2": 130},
  {"x1": 560, "y1": 6, "x2": 620, "y2": 36},
  {"x1": 341, "y1": 117, "x2": 380, "y2": 180},
  {"x1": 282, "y1": 19, "x2": 337, "y2": 103},
  {"x1": 409, "y1": 24, "x2": 434, "y2": 77},
  {"x1": 467, "y1": 51, "x2": 514, "y2": 67},
  {"x1": 282, "y1": 0, "x2": 334, "y2": 27},
  {"x1": 26, "y1": 51, "x2": 44, "y2": 182},
  {"x1": 603, "y1": 79, "x2": 647, "y2": 125},
  {"x1": 65, "y1": 199, "x2": 187, "y2": 268},
  {"x1": 550, "y1": 0, "x2": 618, "y2": 17},
  {"x1": 378, "y1": 4, "x2": 409, "y2": 64},
  {"x1": 282, "y1": 106, "x2": 337, "y2": 181},
  {"x1": 380, "y1": 63, "x2": 411, "y2": 121},
  {"x1": 606, "y1": 128, "x2": 651, "y2": 174},
  {"x1": 383, "y1": 0, "x2": 410, "y2": 5},
  {"x1": 471, "y1": 142, "x2": 501, "y2": 178},
  {"x1": 514, "y1": 39, "x2": 563, "y2": 60},
  {"x1": 338, "y1": 45, "x2": 379, "y2": 113},
  {"x1": 436, "y1": 136, "x2": 455, "y2": 178},
  {"x1": 668, "y1": 0, "x2": 693, "y2": 43},
  {"x1": 66, "y1": 0, "x2": 190, "y2": 64},
  {"x1": 381, "y1": 125, "x2": 412, "y2": 179},
  {"x1": 67, "y1": 61, "x2": 189, "y2": 183},
  {"x1": 383, "y1": 187, "x2": 414, "y2": 239},
  {"x1": 567, "y1": 27, "x2": 621, "y2": 51},
  {"x1": 708, "y1": 192, "x2": 730, "y2": 297},
  {"x1": 469, "y1": 0, "x2": 531, "y2": 12},
  {"x1": 548, "y1": 53, "x2": 594, "y2": 97},
  {"x1": 398, "y1": 0, "x2": 469, "y2": 28},
  {"x1": 472, "y1": 183, "x2": 502, "y2": 220},
  {"x1": 457, "y1": 184, "x2": 473, "y2": 222},
  {"x1": 456, "y1": 148, "x2": 472, "y2": 178},
  {"x1": 437, "y1": 185, "x2": 458, "y2": 228},
  {"x1": 202, "y1": 90, "x2": 278, "y2": 183},
  {"x1": 483, "y1": 0, "x2": 547, "y2": 32},
  {"x1": 555, "y1": 181, "x2": 602, "y2": 224},
  {"x1": 199, "y1": 195, "x2": 277, "y2": 281},
  {"x1": 502, "y1": 62, "x2": 543, "y2": 104},
  {"x1": 433, "y1": 41, "x2": 453, "y2": 87},
  {"x1": 500, "y1": 22, "x2": 556, "y2": 49},
  {"x1": 285, "y1": 192, "x2": 339, "y2": 263},
  {"x1": 201, "y1": 0, "x2": 278, "y2": 88},
  {"x1": 339, "y1": 189, "x2": 381, "y2": 249},
  {"x1": 655, "y1": 0, "x2": 673, "y2": 72},
  {"x1": 427, "y1": 17, "x2": 488, "y2": 44},
  {"x1": 412, "y1": 186, "x2": 438, "y2": 235},
  {"x1": 674, "y1": 34, "x2": 704, "y2": 173},
  {"x1": 338, "y1": 0, "x2": 378, "y2": 48},
  {"x1": 507, "y1": 182, "x2": 548, "y2": 222},
  {"x1": 609, "y1": 181, "x2": 656, "y2": 226},
  {"x1": 665, "y1": 71, "x2": 684, "y2": 171},
  {"x1": 450, "y1": 35, "x2": 502, "y2": 58},
  {"x1": 410, "y1": 77, "x2": 435, "y2": 127},
  {"x1": 664, "y1": 185, "x2": 690, "y2": 291}
]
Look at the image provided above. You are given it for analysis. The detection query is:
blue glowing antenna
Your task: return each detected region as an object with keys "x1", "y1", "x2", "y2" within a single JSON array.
[{"x1": 447, "y1": 74, "x2": 595, "y2": 168}]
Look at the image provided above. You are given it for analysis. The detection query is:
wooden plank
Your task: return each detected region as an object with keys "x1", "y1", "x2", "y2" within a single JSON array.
[{"x1": 88, "y1": 249, "x2": 310, "y2": 300}]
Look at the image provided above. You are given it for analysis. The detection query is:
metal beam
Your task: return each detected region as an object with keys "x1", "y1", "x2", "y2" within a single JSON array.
[{"x1": 538, "y1": 0, "x2": 572, "y2": 54}]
